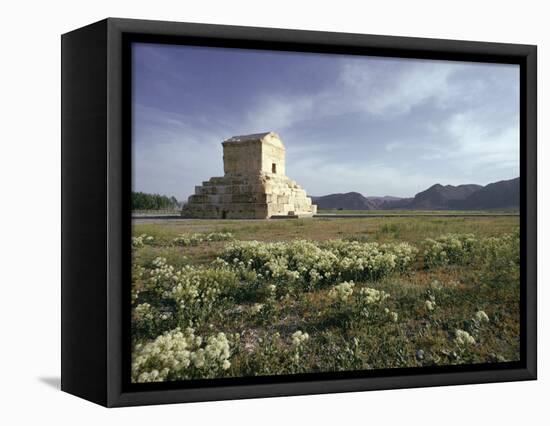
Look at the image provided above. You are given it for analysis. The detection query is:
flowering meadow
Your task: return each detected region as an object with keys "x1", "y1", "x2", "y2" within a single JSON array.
[{"x1": 131, "y1": 216, "x2": 520, "y2": 383}]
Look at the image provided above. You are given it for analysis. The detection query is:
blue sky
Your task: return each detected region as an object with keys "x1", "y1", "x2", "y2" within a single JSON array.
[{"x1": 132, "y1": 43, "x2": 519, "y2": 200}]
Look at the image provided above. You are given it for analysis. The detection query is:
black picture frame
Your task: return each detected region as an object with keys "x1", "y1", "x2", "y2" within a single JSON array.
[{"x1": 61, "y1": 17, "x2": 537, "y2": 407}]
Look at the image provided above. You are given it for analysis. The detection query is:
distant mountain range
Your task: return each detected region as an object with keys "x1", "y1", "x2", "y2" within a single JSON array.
[{"x1": 311, "y1": 177, "x2": 519, "y2": 211}]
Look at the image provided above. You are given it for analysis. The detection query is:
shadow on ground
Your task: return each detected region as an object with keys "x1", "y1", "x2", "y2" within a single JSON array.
[{"x1": 38, "y1": 377, "x2": 61, "y2": 390}]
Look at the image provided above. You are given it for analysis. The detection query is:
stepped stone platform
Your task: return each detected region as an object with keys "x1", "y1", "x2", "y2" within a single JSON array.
[{"x1": 181, "y1": 132, "x2": 317, "y2": 219}]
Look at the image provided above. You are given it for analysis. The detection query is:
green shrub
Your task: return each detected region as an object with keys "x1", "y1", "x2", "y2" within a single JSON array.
[
  {"x1": 423, "y1": 233, "x2": 477, "y2": 268},
  {"x1": 173, "y1": 232, "x2": 234, "y2": 246},
  {"x1": 220, "y1": 239, "x2": 418, "y2": 291},
  {"x1": 132, "y1": 328, "x2": 234, "y2": 382},
  {"x1": 134, "y1": 257, "x2": 238, "y2": 329}
]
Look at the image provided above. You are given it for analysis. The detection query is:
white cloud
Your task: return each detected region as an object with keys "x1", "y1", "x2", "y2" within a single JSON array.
[
  {"x1": 385, "y1": 141, "x2": 404, "y2": 152},
  {"x1": 133, "y1": 104, "x2": 230, "y2": 200},
  {"x1": 243, "y1": 57, "x2": 469, "y2": 132},
  {"x1": 244, "y1": 94, "x2": 316, "y2": 132},
  {"x1": 445, "y1": 111, "x2": 519, "y2": 172},
  {"x1": 338, "y1": 58, "x2": 459, "y2": 117}
]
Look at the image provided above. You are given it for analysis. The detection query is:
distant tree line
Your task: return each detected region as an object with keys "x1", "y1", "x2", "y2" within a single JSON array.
[{"x1": 132, "y1": 192, "x2": 180, "y2": 210}]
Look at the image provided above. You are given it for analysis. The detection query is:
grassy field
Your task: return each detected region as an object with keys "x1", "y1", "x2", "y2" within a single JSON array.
[{"x1": 131, "y1": 216, "x2": 520, "y2": 383}]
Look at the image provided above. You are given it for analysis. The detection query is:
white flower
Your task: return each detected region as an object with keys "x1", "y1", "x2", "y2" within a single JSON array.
[
  {"x1": 455, "y1": 329, "x2": 476, "y2": 346},
  {"x1": 131, "y1": 328, "x2": 232, "y2": 383},
  {"x1": 191, "y1": 350, "x2": 205, "y2": 368},
  {"x1": 173, "y1": 232, "x2": 233, "y2": 247},
  {"x1": 358, "y1": 287, "x2": 390, "y2": 305},
  {"x1": 328, "y1": 281, "x2": 355, "y2": 303},
  {"x1": 220, "y1": 239, "x2": 417, "y2": 288},
  {"x1": 132, "y1": 234, "x2": 155, "y2": 249},
  {"x1": 291, "y1": 330, "x2": 309, "y2": 346},
  {"x1": 475, "y1": 310, "x2": 490, "y2": 323},
  {"x1": 250, "y1": 303, "x2": 264, "y2": 314},
  {"x1": 430, "y1": 280, "x2": 443, "y2": 290},
  {"x1": 425, "y1": 300, "x2": 435, "y2": 311}
]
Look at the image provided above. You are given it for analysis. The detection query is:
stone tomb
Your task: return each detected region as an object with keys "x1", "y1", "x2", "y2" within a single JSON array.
[{"x1": 181, "y1": 132, "x2": 317, "y2": 219}]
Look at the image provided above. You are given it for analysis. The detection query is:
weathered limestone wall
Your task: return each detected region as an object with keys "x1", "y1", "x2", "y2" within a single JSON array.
[
  {"x1": 260, "y1": 137, "x2": 285, "y2": 176},
  {"x1": 182, "y1": 132, "x2": 317, "y2": 219},
  {"x1": 222, "y1": 141, "x2": 262, "y2": 176}
]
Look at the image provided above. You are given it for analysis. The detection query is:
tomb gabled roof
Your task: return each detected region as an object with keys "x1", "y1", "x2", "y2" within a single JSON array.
[{"x1": 222, "y1": 131, "x2": 284, "y2": 148}]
